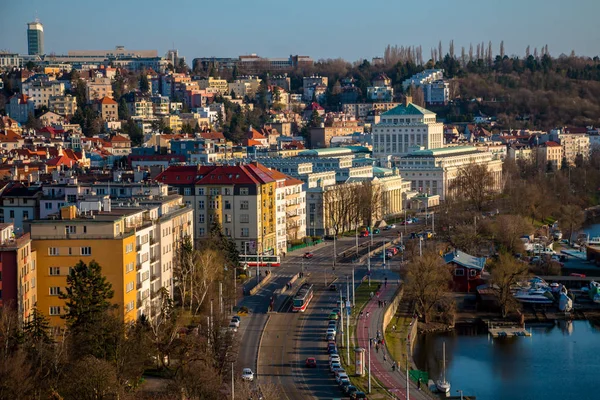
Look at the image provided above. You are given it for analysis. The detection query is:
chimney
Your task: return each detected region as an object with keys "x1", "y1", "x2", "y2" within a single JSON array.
[{"x1": 404, "y1": 96, "x2": 412, "y2": 106}]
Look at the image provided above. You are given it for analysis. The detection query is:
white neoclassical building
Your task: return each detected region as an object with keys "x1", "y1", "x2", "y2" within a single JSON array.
[
  {"x1": 372, "y1": 99, "x2": 444, "y2": 160},
  {"x1": 394, "y1": 146, "x2": 503, "y2": 200}
]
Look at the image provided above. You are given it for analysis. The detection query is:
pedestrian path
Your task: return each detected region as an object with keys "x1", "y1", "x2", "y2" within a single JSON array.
[{"x1": 356, "y1": 281, "x2": 430, "y2": 400}]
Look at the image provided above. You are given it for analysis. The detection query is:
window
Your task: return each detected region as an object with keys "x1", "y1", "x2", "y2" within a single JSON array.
[
  {"x1": 469, "y1": 269, "x2": 477, "y2": 277},
  {"x1": 184, "y1": 187, "x2": 191, "y2": 196},
  {"x1": 198, "y1": 200, "x2": 205, "y2": 209},
  {"x1": 65, "y1": 225, "x2": 76, "y2": 234},
  {"x1": 198, "y1": 188, "x2": 204, "y2": 195},
  {"x1": 209, "y1": 188, "x2": 219, "y2": 195},
  {"x1": 49, "y1": 267, "x2": 60, "y2": 275},
  {"x1": 49, "y1": 287, "x2": 60, "y2": 296},
  {"x1": 23, "y1": 210, "x2": 29, "y2": 220},
  {"x1": 241, "y1": 228, "x2": 249, "y2": 237},
  {"x1": 49, "y1": 306, "x2": 61, "y2": 316},
  {"x1": 240, "y1": 201, "x2": 249, "y2": 210},
  {"x1": 9, "y1": 210, "x2": 14, "y2": 219},
  {"x1": 240, "y1": 188, "x2": 249, "y2": 195},
  {"x1": 240, "y1": 214, "x2": 249, "y2": 223},
  {"x1": 45, "y1": 203, "x2": 53, "y2": 210},
  {"x1": 126, "y1": 282, "x2": 134, "y2": 293},
  {"x1": 80, "y1": 247, "x2": 92, "y2": 256},
  {"x1": 454, "y1": 268, "x2": 465, "y2": 276},
  {"x1": 67, "y1": 195, "x2": 76, "y2": 203},
  {"x1": 48, "y1": 247, "x2": 59, "y2": 256},
  {"x1": 198, "y1": 213, "x2": 205, "y2": 223},
  {"x1": 224, "y1": 200, "x2": 231, "y2": 210},
  {"x1": 125, "y1": 243, "x2": 133, "y2": 253},
  {"x1": 125, "y1": 301, "x2": 134, "y2": 313},
  {"x1": 126, "y1": 262, "x2": 134, "y2": 273},
  {"x1": 199, "y1": 228, "x2": 205, "y2": 236},
  {"x1": 225, "y1": 214, "x2": 232, "y2": 223}
]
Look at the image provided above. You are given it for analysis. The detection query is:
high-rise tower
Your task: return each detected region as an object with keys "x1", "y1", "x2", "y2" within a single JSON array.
[{"x1": 27, "y1": 20, "x2": 44, "y2": 55}]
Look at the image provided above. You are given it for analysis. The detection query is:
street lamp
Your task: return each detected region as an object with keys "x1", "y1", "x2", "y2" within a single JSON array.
[{"x1": 457, "y1": 389, "x2": 464, "y2": 400}]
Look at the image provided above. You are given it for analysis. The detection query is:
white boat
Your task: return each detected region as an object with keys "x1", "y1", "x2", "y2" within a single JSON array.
[
  {"x1": 513, "y1": 281, "x2": 555, "y2": 305},
  {"x1": 436, "y1": 342, "x2": 451, "y2": 394},
  {"x1": 585, "y1": 235, "x2": 600, "y2": 246}
]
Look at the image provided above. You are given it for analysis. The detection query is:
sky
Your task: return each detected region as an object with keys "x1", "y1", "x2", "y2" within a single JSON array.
[{"x1": 1, "y1": 0, "x2": 599, "y2": 63}]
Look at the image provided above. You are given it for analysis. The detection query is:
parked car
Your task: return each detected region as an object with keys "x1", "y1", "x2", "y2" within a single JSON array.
[
  {"x1": 303, "y1": 252, "x2": 314, "y2": 259},
  {"x1": 329, "y1": 283, "x2": 337, "y2": 291},
  {"x1": 228, "y1": 323, "x2": 238, "y2": 332},
  {"x1": 384, "y1": 224, "x2": 396, "y2": 230},
  {"x1": 230, "y1": 318, "x2": 240, "y2": 328},
  {"x1": 241, "y1": 368, "x2": 254, "y2": 382},
  {"x1": 335, "y1": 371, "x2": 349, "y2": 384},
  {"x1": 373, "y1": 228, "x2": 380, "y2": 234},
  {"x1": 327, "y1": 344, "x2": 338, "y2": 354},
  {"x1": 345, "y1": 385, "x2": 359, "y2": 396},
  {"x1": 232, "y1": 316, "x2": 241, "y2": 323},
  {"x1": 351, "y1": 391, "x2": 368, "y2": 399},
  {"x1": 329, "y1": 354, "x2": 340, "y2": 365},
  {"x1": 326, "y1": 333, "x2": 335, "y2": 341},
  {"x1": 330, "y1": 361, "x2": 341, "y2": 372},
  {"x1": 328, "y1": 312, "x2": 339, "y2": 320},
  {"x1": 360, "y1": 231, "x2": 369, "y2": 237},
  {"x1": 305, "y1": 357, "x2": 317, "y2": 368}
]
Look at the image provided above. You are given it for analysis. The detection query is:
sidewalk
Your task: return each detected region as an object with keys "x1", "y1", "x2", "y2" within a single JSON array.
[{"x1": 357, "y1": 281, "x2": 430, "y2": 400}]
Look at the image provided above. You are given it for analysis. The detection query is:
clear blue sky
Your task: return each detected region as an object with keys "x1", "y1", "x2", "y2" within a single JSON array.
[{"x1": 1, "y1": 0, "x2": 598, "y2": 62}]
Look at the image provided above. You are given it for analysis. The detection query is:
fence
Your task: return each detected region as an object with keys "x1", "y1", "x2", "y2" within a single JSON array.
[{"x1": 287, "y1": 239, "x2": 323, "y2": 252}]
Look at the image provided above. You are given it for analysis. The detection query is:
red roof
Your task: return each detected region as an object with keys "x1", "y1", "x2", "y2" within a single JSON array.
[
  {"x1": 244, "y1": 139, "x2": 266, "y2": 147},
  {"x1": 155, "y1": 165, "x2": 199, "y2": 184},
  {"x1": 248, "y1": 128, "x2": 267, "y2": 140},
  {"x1": 545, "y1": 141, "x2": 561, "y2": 147},
  {"x1": 100, "y1": 96, "x2": 117, "y2": 105},
  {"x1": 110, "y1": 135, "x2": 131, "y2": 143},
  {"x1": 307, "y1": 102, "x2": 324, "y2": 111},
  {"x1": 199, "y1": 131, "x2": 226, "y2": 141},
  {"x1": 46, "y1": 155, "x2": 76, "y2": 167},
  {"x1": 156, "y1": 163, "x2": 278, "y2": 186},
  {"x1": 0, "y1": 130, "x2": 23, "y2": 142}
]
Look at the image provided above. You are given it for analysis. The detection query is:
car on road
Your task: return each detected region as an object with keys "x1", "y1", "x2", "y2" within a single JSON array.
[
  {"x1": 360, "y1": 230, "x2": 369, "y2": 237},
  {"x1": 326, "y1": 327, "x2": 337, "y2": 336},
  {"x1": 384, "y1": 224, "x2": 396, "y2": 230},
  {"x1": 327, "y1": 344, "x2": 337, "y2": 354},
  {"x1": 373, "y1": 228, "x2": 380, "y2": 234},
  {"x1": 400, "y1": 219, "x2": 413, "y2": 225},
  {"x1": 350, "y1": 391, "x2": 368, "y2": 399},
  {"x1": 228, "y1": 323, "x2": 238, "y2": 332},
  {"x1": 303, "y1": 252, "x2": 314, "y2": 259},
  {"x1": 229, "y1": 318, "x2": 240, "y2": 328},
  {"x1": 241, "y1": 368, "x2": 254, "y2": 382},
  {"x1": 305, "y1": 357, "x2": 317, "y2": 368},
  {"x1": 330, "y1": 361, "x2": 341, "y2": 372},
  {"x1": 329, "y1": 354, "x2": 340, "y2": 364},
  {"x1": 326, "y1": 333, "x2": 335, "y2": 341},
  {"x1": 335, "y1": 371, "x2": 349, "y2": 384},
  {"x1": 344, "y1": 385, "x2": 359, "y2": 396},
  {"x1": 328, "y1": 312, "x2": 339, "y2": 320},
  {"x1": 329, "y1": 283, "x2": 337, "y2": 291},
  {"x1": 232, "y1": 315, "x2": 241, "y2": 323}
]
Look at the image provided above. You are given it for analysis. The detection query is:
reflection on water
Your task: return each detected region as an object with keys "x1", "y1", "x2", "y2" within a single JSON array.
[{"x1": 414, "y1": 321, "x2": 600, "y2": 400}]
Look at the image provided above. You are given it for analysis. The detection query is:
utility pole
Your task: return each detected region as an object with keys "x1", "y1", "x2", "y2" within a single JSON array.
[
  {"x1": 404, "y1": 209, "x2": 407, "y2": 235},
  {"x1": 232, "y1": 266, "x2": 235, "y2": 314},
  {"x1": 231, "y1": 362, "x2": 235, "y2": 400},
  {"x1": 368, "y1": 332, "x2": 372, "y2": 394},
  {"x1": 367, "y1": 243, "x2": 371, "y2": 286},
  {"x1": 355, "y1": 222, "x2": 359, "y2": 257},
  {"x1": 219, "y1": 282, "x2": 223, "y2": 314},
  {"x1": 383, "y1": 238, "x2": 386, "y2": 269},
  {"x1": 339, "y1": 289, "x2": 344, "y2": 360},
  {"x1": 419, "y1": 237, "x2": 423, "y2": 257},
  {"x1": 333, "y1": 234, "x2": 337, "y2": 268},
  {"x1": 346, "y1": 297, "x2": 350, "y2": 364},
  {"x1": 406, "y1": 356, "x2": 410, "y2": 400},
  {"x1": 352, "y1": 265, "x2": 355, "y2": 307}
]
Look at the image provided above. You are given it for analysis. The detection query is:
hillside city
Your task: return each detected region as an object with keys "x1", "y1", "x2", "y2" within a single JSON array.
[{"x1": 0, "y1": 17, "x2": 600, "y2": 400}]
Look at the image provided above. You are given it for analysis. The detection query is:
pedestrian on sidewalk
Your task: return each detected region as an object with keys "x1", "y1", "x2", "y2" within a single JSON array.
[
  {"x1": 366, "y1": 311, "x2": 370, "y2": 318},
  {"x1": 392, "y1": 325, "x2": 396, "y2": 332},
  {"x1": 383, "y1": 353, "x2": 387, "y2": 361},
  {"x1": 392, "y1": 363, "x2": 396, "y2": 372},
  {"x1": 418, "y1": 378, "x2": 422, "y2": 390},
  {"x1": 360, "y1": 311, "x2": 363, "y2": 319},
  {"x1": 381, "y1": 338, "x2": 385, "y2": 346},
  {"x1": 375, "y1": 344, "x2": 379, "y2": 353},
  {"x1": 370, "y1": 291, "x2": 374, "y2": 299},
  {"x1": 384, "y1": 300, "x2": 387, "y2": 307}
]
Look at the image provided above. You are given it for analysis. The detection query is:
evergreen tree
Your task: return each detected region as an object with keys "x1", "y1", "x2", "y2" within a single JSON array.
[
  {"x1": 60, "y1": 260, "x2": 115, "y2": 330},
  {"x1": 139, "y1": 74, "x2": 150, "y2": 93},
  {"x1": 118, "y1": 98, "x2": 130, "y2": 120},
  {"x1": 23, "y1": 307, "x2": 52, "y2": 345}
]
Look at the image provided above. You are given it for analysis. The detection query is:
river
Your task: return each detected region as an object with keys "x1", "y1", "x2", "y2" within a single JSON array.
[{"x1": 414, "y1": 320, "x2": 600, "y2": 399}]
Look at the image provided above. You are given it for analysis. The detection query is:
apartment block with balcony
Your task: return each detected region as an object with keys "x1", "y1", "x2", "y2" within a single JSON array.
[
  {"x1": 86, "y1": 77, "x2": 113, "y2": 103},
  {"x1": 22, "y1": 80, "x2": 66, "y2": 109},
  {"x1": 31, "y1": 195, "x2": 192, "y2": 326},
  {"x1": 48, "y1": 94, "x2": 78, "y2": 117}
]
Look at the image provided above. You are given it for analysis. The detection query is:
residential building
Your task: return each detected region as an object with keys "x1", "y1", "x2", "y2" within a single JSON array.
[
  {"x1": 402, "y1": 69, "x2": 444, "y2": 91},
  {"x1": 163, "y1": 115, "x2": 183, "y2": 134},
  {"x1": 197, "y1": 77, "x2": 229, "y2": 94},
  {"x1": 128, "y1": 99, "x2": 154, "y2": 119},
  {"x1": 342, "y1": 103, "x2": 401, "y2": 119},
  {"x1": 98, "y1": 96, "x2": 118, "y2": 121},
  {"x1": 537, "y1": 141, "x2": 563, "y2": 170},
  {"x1": 109, "y1": 135, "x2": 132, "y2": 156},
  {"x1": 395, "y1": 146, "x2": 503, "y2": 200},
  {"x1": 270, "y1": 74, "x2": 291, "y2": 92},
  {"x1": 423, "y1": 80, "x2": 450, "y2": 105},
  {"x1": 555, "y1": 128, "x2": 590, "y2": 166},
  {"x1": 6, "y1": 94, "x2": 35, "y2": 123},
  {"x1": 0, "y1": 223, "x2": 37, "y2": 323},
  {"x1": 0, "y1": 53, "x2": 24, "y2": 69},
  {"x1": 151, "y1": 95, "x2": 171, "y2": 116},
  {"x1": 0, "y1": 184, "x2": 42, "y2": 232},
  {"x1": 156, "y1": 163, "x2": 284, "y2": 255},
  {"x1": 309, "y1": 119, "x2": 362, "y2": 148},
  {"x1": 303, "y1": 75, "x2": 328, "y2": 100},
  {"x1": 444, "y1": 250, "x2": 486, "y2": 293},
  {"x1": 48, "y1": 94, "x2": 78, "y2": 117},
  {"x1": 38, "y1": 111, "x2": 65, "y2": 127},
  {"x1": 367, "y1": 86, "x2": 394, "y2": 102},
  {"x1": 86, "y1": 77, "x2": 113, "y2": 103},
  {"x1": 31, "y1": 197, "x2": 193, "y2": 327},
  {"x1": 27, "y1": 21, "x2": 44, "y2": 55},
  {"x1": 284, "y1": 178, "x2": 306, "y2": 241},
  {"x1": 372, "y1": 98, "x2": 444, "y2": 159},
  {"x1": 22, "y1": 80, "x2": 66, "y2": 108},
  {"x1": 229, "y1": 76, "x2": 262, "y2": 99}
]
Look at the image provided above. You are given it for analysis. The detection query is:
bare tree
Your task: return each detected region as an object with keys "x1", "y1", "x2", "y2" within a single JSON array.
[
  {"x1": 449, "y1": 40, "x2": 455, "y2": 59},
  {"x1": 469, "y1": 43, "x2": 474, "y2": 62},
  {"x1": 410, "y1": 84, "x2": 425, "y2": 108},
  {"x1": 526, "y1": 45, "x2": 531, "y2": 58},
  {"x1": 449, "y1": 162, "x2": 495, "y2": 211},
  {"x1": 461, "y1": 46, "x2": 467, "y2": 66},
  {"x1": 487, "y1": 41, "x2": 493, "y2": 66},
  {"x1": 500, "y1": 40, "x2": 505, "y2": 58},
  {"x1": 438, "y1": 41, "x2": 443, "y2": 60},
  {"x1": 490, "y1": 253, "x2": 530, "y2": 318},
  {"x1": 404, "y1": 252, "x2": 453, "y2": 323},
  {"x1": 492, "y1": 215, "x2": 534, "y2": 254}
]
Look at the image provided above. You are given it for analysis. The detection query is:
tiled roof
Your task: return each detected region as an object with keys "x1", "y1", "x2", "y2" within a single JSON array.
[
  {"x1": 199, "y1": 131, "x2": 226, "y2": 141},
  {"x1": 0, "y1": 130, "x2": 23, "y2": 142},
  {"x1": 248, "y1": 128, "x2": 267, "y2": 140},
  {"x1": 545, "y1": 141, "x2": 561, "y2": 147},
  {"x1": 110, "y1": 135, "x2": 131, "y2": 143},
  {"x1": 100, "y1": 96, "x2": 118, "y2": 105},
  {"x1": 306, "y1": 102, "x2": 324, "y2": 111},
  {"x1": 155, "y1": 165, "x2": 199, "y2": 184}
]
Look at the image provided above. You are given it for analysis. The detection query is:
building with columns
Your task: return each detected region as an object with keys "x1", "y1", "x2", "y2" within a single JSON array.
[
  {"x1": 394, "y1": 146, "x2": 503, "y2": 200},
  {"x1": 372, "y1": 99, "x2": 444, "y2": 160}
]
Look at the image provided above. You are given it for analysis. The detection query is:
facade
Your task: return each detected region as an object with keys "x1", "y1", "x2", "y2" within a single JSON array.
[
  {"x1": 395, "y1": 146, "x2": 503, "y2": 200},
  {"x1": 373, "y1": 99, "x2": 444, "y2": 159},
  {"x1": 39, "y1": 111, "x2": 65, "y2": 127},
  {"x1": 0, "y1": 224, "x2": 37, "y2": 323},
  {"x1": 0, "y1": 184, "x2": 42, "y2": 232},
  {"x1": 48, "y1": 94, "x2": 78, "y2": 117},
  {"x1": 342, "y1": 102, "x2": 401, "y2": 119},
  {"x1": 0, "y1": 53, "x2": 24, "y2": 69},
  {"x1": 31, "y1": 198, "x2": 193, "y2": 327},
  {"x1": 27, "y1": 21, "x2": 44, "y2": 55},
  {"x1": 558, "y1": 131, "x2": 590, "y2": 166},
  {"x1": 284, "y1": 178, "x2": 306, "y2": 242},
  {"x1": 98, "y1": 96, "x2": 118, "y2": 121},
  {"x1": 6, "y1": 94, "x2": 35, "y2": 124},
  {"x1": 198, "y1": 77, "x2": 229, "y2": 94},
  {"x1": 86, "y1": 77, "x2": 114, "y2": 103},
  {"x1": 423, "y1": 80, "x2": 450, "y2": 105},
  {"x1": 537, "y1": 141, "x2": 563, "y2": 170},
  {"x1": 367, "y1": 86, "x2": 394, "y2": 102},
  {"x1": 128, "y1": 99, "x2": 154, "y2": 119},
  {"x1": 22, "y1": 80, "x2": 66, "y2": 108},
  {"x1": 309, "y1": 121, "x2": 362, "y2": 148},
  {"x1": 402, "y1": 69, "x2": 444, "y2": 91}
]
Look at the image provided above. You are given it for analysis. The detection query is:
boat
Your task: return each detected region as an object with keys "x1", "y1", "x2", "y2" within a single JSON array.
[
  {"x1": 588, "y1": 282, "x2": 600, "y2": 304},
  {"x1": 586, "y1": 235, "x2": 600, "y2": 246},
  {"x1": 436, "y1": 342, "x2": 451, "y2": 394},
  {"x1": 513, "y1": 280, "x2": 555, "y2": 305}
]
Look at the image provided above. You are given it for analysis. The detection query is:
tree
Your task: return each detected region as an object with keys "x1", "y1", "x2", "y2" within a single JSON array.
[
  {"x1": 25, "y1": 112, "x2": 41, "y2": 130},
  {"x1": 404, "y1": 252, "x2": 452, "y2": 323},
  {"x1": 489, "y1": 253, "x2": 529, "y2": 317},
  {"x1": 118, "y1": 98, "x2": 129, "y2": 120},
  {"x1": 558, "y1": 204, "x2": 585, "y2": 244},
  {"x1": 139, "y1": 73, "x2": 150, "y2": 93},
  {"x1": 450, "y1": 162, "x2": 495, "y2": 211},
  {"x1": 492, "y1": 215, "x2": 534, "y2": 254},
  {"x1": 59, "y1": 260, "x2": 116, "y2": 358},
  {"x1": 59, "y1": 356, "x2": 124, "y2": 400}
]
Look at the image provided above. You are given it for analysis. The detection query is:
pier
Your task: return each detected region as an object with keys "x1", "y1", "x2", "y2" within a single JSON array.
[{"x1": 486, "y1": 321, "x2": 532, "y2": 338}]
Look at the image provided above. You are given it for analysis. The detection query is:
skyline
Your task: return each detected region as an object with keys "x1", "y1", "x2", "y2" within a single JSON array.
[{"x1": 1, "y1": 0, "x2": 600, "y2": 62}]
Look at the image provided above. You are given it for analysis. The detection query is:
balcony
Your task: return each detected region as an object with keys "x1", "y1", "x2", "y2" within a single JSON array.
[
  {"x1": 151, "y1": 274, "x2": 159, "y2": 282},
  {"x1": 136, "y1": 263, "x2": 142, "y2": 271},
  {"x1": 150, "y1": 256, "x2": 158, "y2": 264},
  {"x1": 150, "y1": 290, "x2": 158, "y2": 299},
  {"x1": 150, "y1": 237, "x2": 156, "y2": 245},
  {"x1": 137, "y1": 282, "x2": 143, "y2": 290},
  {"x1": 136, "y1": 244, "x2": 142, "y2": 251}
]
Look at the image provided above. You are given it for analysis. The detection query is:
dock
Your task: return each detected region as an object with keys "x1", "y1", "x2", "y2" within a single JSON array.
[
  {"x1": 488, "y1": 326, "x2": 532, "y2": 338},
  {"x1": 561, "y1": 249, "x2": 588, "y2": 261}
]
